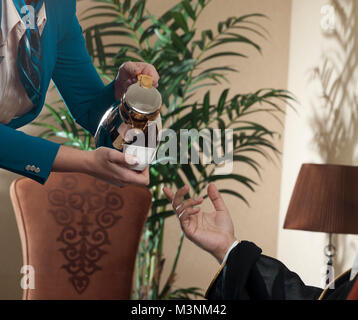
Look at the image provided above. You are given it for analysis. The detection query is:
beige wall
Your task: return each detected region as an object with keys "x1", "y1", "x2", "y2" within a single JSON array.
[
  {"x1": 0, "y1": 0, "x2": 291, "y2": 299},
  {"x1": 278, "y1": 0, "x2": 358, "y2": 288},
  {"x1": 158, "y1": 0, "x2": 292, "y2": 295}
]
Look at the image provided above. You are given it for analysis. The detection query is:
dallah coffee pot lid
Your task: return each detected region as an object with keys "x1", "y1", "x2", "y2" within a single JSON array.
[{"x1": 124, "y1": 75, "x2": 162, "y2": 115}]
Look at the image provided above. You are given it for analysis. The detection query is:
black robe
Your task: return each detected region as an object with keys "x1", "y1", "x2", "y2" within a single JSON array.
[{"x1": 205, "y1": 241, "x2": 358, "y2": 300}]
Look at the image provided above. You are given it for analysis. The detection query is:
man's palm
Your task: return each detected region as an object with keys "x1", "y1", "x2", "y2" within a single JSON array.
[
  {"x1": 183, "y1": 206, "x2": 234, "y2": 256},
  {"x1": 164, "y1": 183, "x2": 236, "y2": 263}
]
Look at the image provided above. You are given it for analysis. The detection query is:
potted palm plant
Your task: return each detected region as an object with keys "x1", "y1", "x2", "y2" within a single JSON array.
[{"x1": 33, "y1": 0, "x2": 293, "y2": 299}]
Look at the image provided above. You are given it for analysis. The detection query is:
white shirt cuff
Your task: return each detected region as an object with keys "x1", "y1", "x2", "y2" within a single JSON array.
[{"x1": 221, "y1": 240, "x2": 239, "y2": 265}]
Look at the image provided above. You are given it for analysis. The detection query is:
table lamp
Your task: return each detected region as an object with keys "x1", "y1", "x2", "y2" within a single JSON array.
[{"x1": 283, "y1": 163, "x2": 358, "y2": 286}]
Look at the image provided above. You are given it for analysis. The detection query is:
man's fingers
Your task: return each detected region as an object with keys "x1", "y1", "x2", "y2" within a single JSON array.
[
  {"x1": 172, "y1": 185, "x2": 190, "y2": 210},
  {"x1": 208, "y1": 183, "x2": 228, "y2": 212},
  {"x1": 178, "y1": 207, "x2": 200, "y2": 221},
  {"x1": 163, "y1": 187, "x2": 175, "y2": 203},
  {"x1": 163, "y1": 187, "x2": 201, "y2": 221},
  {"x1": 176, "y1": 197, "x2": 203, "y2": 215}
]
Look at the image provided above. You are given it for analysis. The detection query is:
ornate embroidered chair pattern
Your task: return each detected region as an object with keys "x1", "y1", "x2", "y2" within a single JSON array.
[{"x1": 10, "y1": 172, "x2": 151, "y2": 300}]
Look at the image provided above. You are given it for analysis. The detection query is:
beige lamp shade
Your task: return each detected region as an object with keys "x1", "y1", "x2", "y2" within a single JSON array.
[{"x1": 283, "y1": 163, "x2": 358, "y2": 234}]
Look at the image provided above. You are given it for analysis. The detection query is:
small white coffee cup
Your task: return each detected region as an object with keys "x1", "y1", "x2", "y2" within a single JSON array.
[{"x1": 123, "y1": 144, "x2": 156, "y2": 171}]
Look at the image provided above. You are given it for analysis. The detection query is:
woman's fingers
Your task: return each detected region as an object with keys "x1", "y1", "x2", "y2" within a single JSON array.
[
  {"x1": 124, "y1": 62, "x2": 160, "y2": 87},
  {"x1": 92, "y1": 147, "x2": 149, "y2": 186},
  {"x1": 140, "y1": 167, "x2": 150, "y2": 185},
  {"x1": 137, "y1": 62, "x2": 160, "y2": 87},
  {"x1": 108, "y1": 148, "x2": 139, "y2": 166},
  {"x1": 116, "y1": 166, "x2": 150, "y2": 186}
]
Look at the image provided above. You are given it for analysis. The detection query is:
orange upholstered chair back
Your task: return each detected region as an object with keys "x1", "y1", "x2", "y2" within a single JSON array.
[{"x1": 10, "y1": 172, "x2": 151, "y2": 300}]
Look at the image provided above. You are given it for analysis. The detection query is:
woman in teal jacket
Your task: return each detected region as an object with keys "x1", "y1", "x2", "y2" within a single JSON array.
[{"x1": 0, "y1": 0, "x2": 159, "y2": 186}]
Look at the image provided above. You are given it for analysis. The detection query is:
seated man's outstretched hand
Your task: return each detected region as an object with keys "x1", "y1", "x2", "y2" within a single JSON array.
[{"x1": 163, "y1": 183, "x2": 237, "y2": 264}]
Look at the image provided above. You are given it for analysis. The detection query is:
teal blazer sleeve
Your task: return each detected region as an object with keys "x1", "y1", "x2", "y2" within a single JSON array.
[
  {"x1": 52, "y1": 3, "x2": 117, "y2": 136},
  {"x1": 0, "y1": 0, "x2": 116, "y2": 185},
  {"x1": 0, "y1": 124, "x2": 60, "y2": 184}
]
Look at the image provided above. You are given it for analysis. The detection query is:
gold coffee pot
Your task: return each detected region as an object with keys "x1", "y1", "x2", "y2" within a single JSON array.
[
  {"x1": 95, "y1": 74, "x2": 162, "y2": 171},
  {"x1": 114, "y1": 74, "x2": 162, "y2": 150}
]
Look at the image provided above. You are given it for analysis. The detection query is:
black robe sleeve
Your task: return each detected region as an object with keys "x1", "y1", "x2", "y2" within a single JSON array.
[{"x1": 205, "y1": 241, "x2": 323, "y2": 300}]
